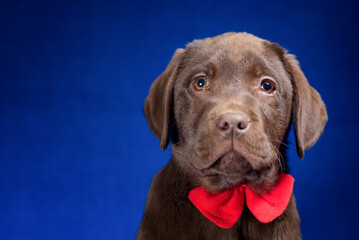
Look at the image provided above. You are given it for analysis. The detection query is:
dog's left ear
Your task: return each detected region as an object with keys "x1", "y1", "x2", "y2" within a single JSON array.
[
  {"x1": 268, "y1": 43, "x2": 328, "y2": 159},
  {"x1": 144, "y1": 49, "x2": 185, "y2": 151}
]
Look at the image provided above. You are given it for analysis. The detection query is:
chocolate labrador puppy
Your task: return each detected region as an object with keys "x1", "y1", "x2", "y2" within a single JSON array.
[{"x1": 137, "y1": 32, "x2": 327, "y2": 240}]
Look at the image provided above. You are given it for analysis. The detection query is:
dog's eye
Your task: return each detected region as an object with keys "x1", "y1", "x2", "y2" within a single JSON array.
[
  {"x1": 194, "y1": 76, "x2": 209, "y2": 91},
  {"x1": 260, "y1": 80, "x2": 275, "y2": 94}
]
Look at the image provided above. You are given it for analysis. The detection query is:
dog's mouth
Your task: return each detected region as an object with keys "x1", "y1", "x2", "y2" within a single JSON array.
[{"x1": 195, "y1": 151, "x2": 278, "y2": 193}]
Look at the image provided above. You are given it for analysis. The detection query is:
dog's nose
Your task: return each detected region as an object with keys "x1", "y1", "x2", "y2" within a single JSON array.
[{"x1": 216, "y1": 112, "x2": 250, "y2": 137}]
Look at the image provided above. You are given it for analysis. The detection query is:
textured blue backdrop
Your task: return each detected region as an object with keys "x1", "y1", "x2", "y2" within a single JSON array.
[{"x1": 1, "y1": 0, "x2": 359, "y2": 239}]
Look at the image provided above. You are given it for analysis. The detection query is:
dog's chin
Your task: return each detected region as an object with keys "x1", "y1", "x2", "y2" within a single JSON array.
[
  {"x1": 200, "y1": 167, "x2": 279, "y2": 194},
  {"x1": 195, "y1": 151, "x2": 280, "y2": 194}
]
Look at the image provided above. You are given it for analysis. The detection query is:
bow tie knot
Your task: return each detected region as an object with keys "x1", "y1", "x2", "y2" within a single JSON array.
[{"x1": 188, "y1": 174, "x2": 294, "y2": 228}]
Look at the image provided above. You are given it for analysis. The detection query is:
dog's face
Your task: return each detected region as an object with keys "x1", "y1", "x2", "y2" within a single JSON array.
[{"x1": 144, "y1": 33, "x2": 327, "y2": 193}]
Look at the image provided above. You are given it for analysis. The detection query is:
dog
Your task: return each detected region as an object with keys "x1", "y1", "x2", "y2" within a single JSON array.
[{"x1": 137, "y1": 32, "x2": 327, "y2": 240}]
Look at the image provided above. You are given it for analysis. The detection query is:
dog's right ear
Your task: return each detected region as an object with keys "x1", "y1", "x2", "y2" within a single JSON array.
[
  {"x1": 266, "y1": 42, "x2": 327, "y2": 159},
  {"x1": 284, "y1": 54, "x2": 328, "y2": 159},
  {"x1": 144, "y1": 49, "x2": 185, "y2": 151}
]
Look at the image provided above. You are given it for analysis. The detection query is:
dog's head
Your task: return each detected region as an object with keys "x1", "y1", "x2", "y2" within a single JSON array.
[{"x1": 144, "y1": 33, "x2": 327, "y2": 193}]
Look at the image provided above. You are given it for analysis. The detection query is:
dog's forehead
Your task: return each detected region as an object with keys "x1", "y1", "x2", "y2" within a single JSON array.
[
  {"x1": 185, "y1": 33, "x2": 269, "y2": 64},
  {"x1": 178, "y1": 32, "x2": 292, "y2": 96},
  {"x1": 181, "y1": 33, "x2": 286, "y2": 82}
]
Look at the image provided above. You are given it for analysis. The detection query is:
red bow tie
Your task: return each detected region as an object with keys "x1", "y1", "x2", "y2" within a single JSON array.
[{"x1": 188, "y1": 174, "x2": 294, "y2": 229}]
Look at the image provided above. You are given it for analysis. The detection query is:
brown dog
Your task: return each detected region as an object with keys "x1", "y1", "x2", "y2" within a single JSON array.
[{"x1": 137, "y1": 32, "x2": 327, "y2": 240}]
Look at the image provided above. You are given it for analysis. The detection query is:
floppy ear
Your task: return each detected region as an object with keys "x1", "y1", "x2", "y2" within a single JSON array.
[
  {"x1": 283, "y1": 53, "x2": 328, "y2": 159},
  {"x1": 144, "y1": 49, "x2": 185, "y2": 151}
]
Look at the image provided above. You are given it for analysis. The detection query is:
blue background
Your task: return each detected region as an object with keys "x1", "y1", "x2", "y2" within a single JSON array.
[{"x1": 1, "y1": 0, "x2": 358, "y2": 239}]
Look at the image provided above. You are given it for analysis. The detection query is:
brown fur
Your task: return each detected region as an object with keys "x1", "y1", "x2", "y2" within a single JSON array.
[{"x1": 138, "y1": 32, "x2": 327, "y2": 240}]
